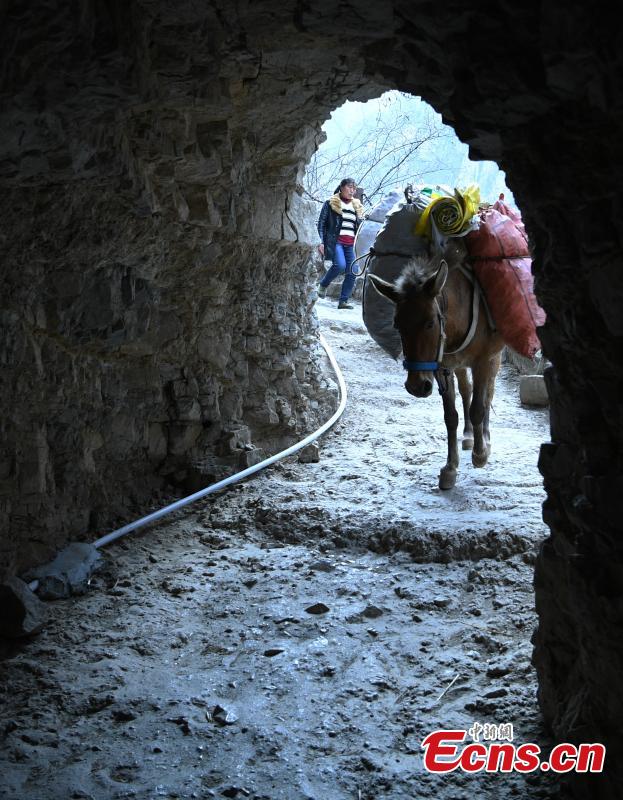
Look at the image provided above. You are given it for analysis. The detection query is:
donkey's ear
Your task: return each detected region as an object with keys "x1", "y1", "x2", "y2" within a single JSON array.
[
  {"x1": 367, "y1": 274, "x2": 402, "y2": 304},
  {"x1": 425, "y1": 259, "x2": 448, "y2": 297}
]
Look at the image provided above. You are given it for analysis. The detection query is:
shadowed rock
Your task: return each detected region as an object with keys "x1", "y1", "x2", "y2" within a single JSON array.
[{"x1": 0, "y1": 577, "x2": 47, "y2": 638}]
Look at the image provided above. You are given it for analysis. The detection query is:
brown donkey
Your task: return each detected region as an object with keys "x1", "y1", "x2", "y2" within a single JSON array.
[{"x1": 368, "y1": 246, "x2": 505, "y2": 490}]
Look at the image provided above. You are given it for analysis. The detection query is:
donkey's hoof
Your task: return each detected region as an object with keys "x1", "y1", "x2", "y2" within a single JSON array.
[
  {"x1": 439, "y1": 466, "x2": 457, "y2": 490},
  {"x1": 462, "y1": 437, "x2": 474, "y2": 451},
  {"x1": 472, "y1": 449, "x2": 489, "y2": 468}
]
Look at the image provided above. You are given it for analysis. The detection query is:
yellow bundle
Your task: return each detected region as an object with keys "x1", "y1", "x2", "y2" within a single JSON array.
[{"x1": 415, "y1": 184, "x2": 481, "y2": 239}]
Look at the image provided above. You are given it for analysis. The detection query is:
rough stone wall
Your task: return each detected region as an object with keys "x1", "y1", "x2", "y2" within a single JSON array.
[
  {"x1": 0, "y1": 1, "x2": 357, "y2": 572},
  {"x1": 2, "y1": 2, "x2": 623, "y2": 795}
]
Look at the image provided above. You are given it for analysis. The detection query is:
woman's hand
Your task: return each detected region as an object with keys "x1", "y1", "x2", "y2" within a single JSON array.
[{"x1": 317, "y1": 244, "x2": 325, "y2": 256}]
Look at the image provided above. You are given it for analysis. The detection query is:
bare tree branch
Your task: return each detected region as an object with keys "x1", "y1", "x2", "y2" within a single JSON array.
[{"x1": 304, "y1": 93, "x2": 454, "y2": 205}]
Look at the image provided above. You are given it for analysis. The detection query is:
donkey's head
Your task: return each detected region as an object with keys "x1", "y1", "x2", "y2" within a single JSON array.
[{"x1": 368, "y1": 257, "x2": 448, "y2": 398}]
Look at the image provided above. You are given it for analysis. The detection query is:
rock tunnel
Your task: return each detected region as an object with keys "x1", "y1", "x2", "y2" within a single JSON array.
[{"x1": 1, "y1": 1, "x2": 622, "y2": 797}]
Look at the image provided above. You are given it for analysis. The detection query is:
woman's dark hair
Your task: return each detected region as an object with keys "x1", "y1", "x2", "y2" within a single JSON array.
[{"x1": 334, "y1": 177, "x2": 357, "y2": 194}]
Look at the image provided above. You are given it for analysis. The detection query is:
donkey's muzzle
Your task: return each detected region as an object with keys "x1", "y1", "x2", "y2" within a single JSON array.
[{"x1": 405, "y1": 376, "x2": 433, "y2": 398}]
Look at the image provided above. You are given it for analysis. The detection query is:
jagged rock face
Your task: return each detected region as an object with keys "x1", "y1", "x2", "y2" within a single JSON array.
[
  {"x1": 0, "y1": 2, "x2": 347, "y2": 572},
  {"x1": 1, "y1": 2, "x2": 622, "y2": 794}
]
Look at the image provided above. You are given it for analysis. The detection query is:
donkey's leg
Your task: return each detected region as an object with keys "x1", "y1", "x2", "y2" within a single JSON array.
[
  {"x1": 439, "y1": 371, "x2": 460, "y2": 490},
  {"x1": 469, "y1": 360, "x2": 492, "y2": 468},
  {"x1": 456, "y1": 367, "x2": 473, "y2": 450},
  {"x1": 483, "y1": 352, "x2": 502, "y2": 450}
]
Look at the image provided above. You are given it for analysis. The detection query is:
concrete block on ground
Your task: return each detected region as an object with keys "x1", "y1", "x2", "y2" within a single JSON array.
[
  {"x1": 25, "y1": 542, "x2": 102, "y2": 600},
  {"x1": 520, "y1": 374, "x2": 549, "y2": 407}
]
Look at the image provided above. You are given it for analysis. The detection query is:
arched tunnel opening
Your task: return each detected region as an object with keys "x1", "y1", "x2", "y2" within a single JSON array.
[
  {"x1": 305, "y1": 90, "x2": 514, "y2": 209},
  {"x1": 1, "y1": 3, "x2": 622, "y2": 799}
]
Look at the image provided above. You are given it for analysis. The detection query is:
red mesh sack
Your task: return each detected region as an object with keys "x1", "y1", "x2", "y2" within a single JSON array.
[
  {"x1": 465, "y1": 208, "x2": 545, "y2": 359},
  {"x1": 492, "y1": 197, "x2": 526, "y2": 237}
]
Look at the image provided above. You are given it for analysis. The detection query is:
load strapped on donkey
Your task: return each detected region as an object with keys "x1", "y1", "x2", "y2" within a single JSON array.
[{"x1": 356, "y1": 183, "x2": 545, "y2": 490}]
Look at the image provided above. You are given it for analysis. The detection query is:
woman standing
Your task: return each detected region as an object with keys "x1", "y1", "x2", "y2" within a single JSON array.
[{"x1": 317, "y1": 178, "x2": 364, "y2": 309}]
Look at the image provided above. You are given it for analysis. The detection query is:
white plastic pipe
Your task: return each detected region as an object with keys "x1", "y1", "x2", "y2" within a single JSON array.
[{"x1": 92, "y1": 332, "x2": 346, "y2": 548}]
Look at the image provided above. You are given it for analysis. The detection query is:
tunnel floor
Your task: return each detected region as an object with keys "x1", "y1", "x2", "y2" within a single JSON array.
[{"x1": 0, "y1": 299, "x2": 560, "y2": 799}]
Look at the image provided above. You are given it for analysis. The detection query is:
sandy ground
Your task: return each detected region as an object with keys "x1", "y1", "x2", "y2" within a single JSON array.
[{"x1": 0, "y1": 297, "x2": 560, "y2": 800}]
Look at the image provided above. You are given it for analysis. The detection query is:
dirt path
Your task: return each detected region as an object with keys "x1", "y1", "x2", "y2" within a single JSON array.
[{"x1": 0, "y1": 299, "x2": 559, "y2": 800}]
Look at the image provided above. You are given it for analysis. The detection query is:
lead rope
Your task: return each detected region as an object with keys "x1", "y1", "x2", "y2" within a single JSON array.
[
  {"x1": 434, "y1": 293, "x2": 452, "y2": 395},
  {"x1": 350, "y1": 249, "x2": 374, "y2": 276},
  {"x1": 351, "y1": 246, "x2": 422, "y2": 277}
]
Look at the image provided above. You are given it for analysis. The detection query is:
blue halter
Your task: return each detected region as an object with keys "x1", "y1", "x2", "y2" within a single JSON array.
[
  {"x1": 402, "y1": 359, "x2": 439, "y2": 371},
  {"x1": 402, "y1": 298, "x2": 446, "y2": 374}
]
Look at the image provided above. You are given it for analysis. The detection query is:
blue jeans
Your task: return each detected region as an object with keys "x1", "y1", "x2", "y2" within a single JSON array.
[{"x1": 320, "y1": 243, "x2": 356, "y2": 302}]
